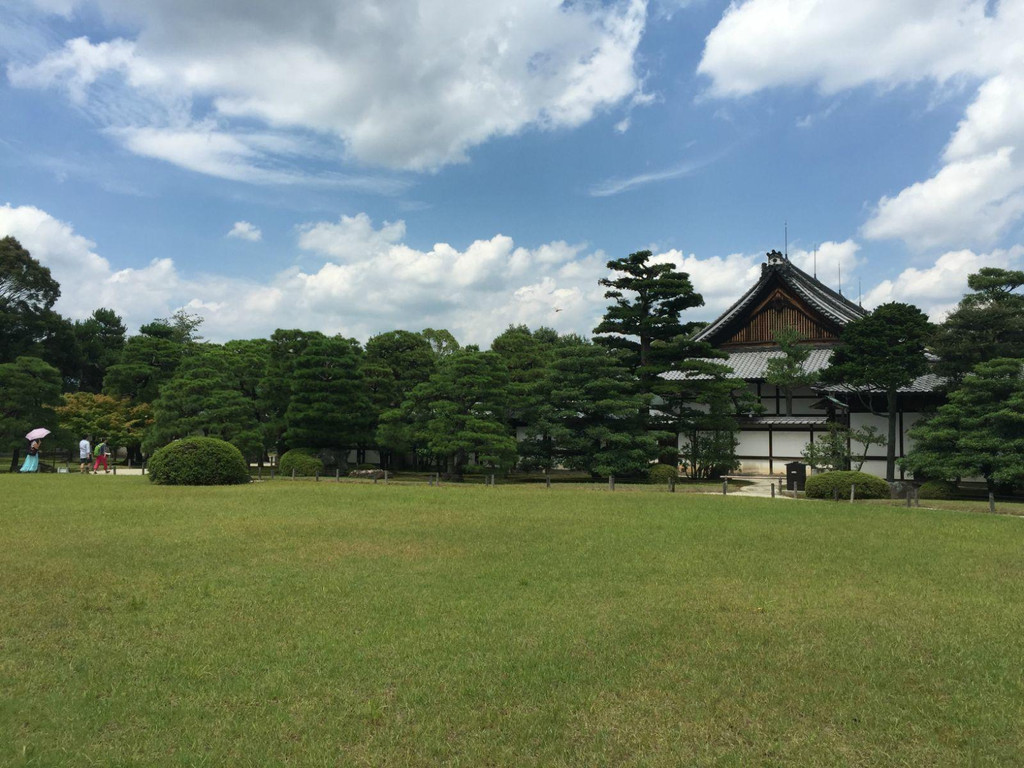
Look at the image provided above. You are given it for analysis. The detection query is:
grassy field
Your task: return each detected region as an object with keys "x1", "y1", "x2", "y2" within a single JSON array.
[{"x1": 2, "y1": 477, "x2": 1022, "y2": 766}]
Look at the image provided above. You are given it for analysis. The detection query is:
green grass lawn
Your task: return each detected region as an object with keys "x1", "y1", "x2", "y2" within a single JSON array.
[{"x1": 2, "y1": 477, "x2": 1022, "y2": 766}]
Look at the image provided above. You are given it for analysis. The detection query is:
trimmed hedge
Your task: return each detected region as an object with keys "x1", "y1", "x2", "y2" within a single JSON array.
[
  {"x1": 918, "y1": 479, "x2": 958, "y2": 500},
  {"x1": 805, "y1": 470, "x2": 889, "y2": 500},
  {"x1": 278, "y1": 449, "x2": 324, "y2": 477},
  {"x1": 647, "y1": 463, "x2": 679, "y2": 484},
  {"x1": 147, "y1": 437, "x2": 250, "y2": 486}
]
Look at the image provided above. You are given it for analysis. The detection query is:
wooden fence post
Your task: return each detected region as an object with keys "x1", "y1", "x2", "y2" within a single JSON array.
[
  {"x1": 609, "y1": 475, "x2": 615, "y2": 491},
  {"x1": 722, "y1": 479, "x2": 728, "y2": 496},
  {"x1": 850, "y1": 484, "x2": 855, "y2": 502},
  {"x1": 989, "y1": 492, "x2": 996, "y2": 514}
]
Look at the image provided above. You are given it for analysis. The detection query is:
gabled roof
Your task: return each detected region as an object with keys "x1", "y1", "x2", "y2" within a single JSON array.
[
  {"x1": 694, "y1": 253, "x2": 867, "y2": 346},
  {"x1": 662, "y1": 348, "x2": 834, "y2": 381},
  {"x1": 662, "y1": 348, "x2": 942, "y2": 393}
]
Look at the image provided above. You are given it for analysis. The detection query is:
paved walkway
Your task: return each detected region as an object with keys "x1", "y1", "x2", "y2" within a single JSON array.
[{"x1": 723, "y1": 476, "x2": 795, "y2": 499}]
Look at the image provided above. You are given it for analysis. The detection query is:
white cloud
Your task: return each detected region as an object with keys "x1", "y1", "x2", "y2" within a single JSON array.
[
  {"x1": 8, "y1": 0, "x2": 649, "y2": 173},
  {"x1": 650, "y1": 249, "x2": 763, "y2": 314},
  {"x1": 862, "y1": 148, "x2": 1024, "y2": 249},
  {"x1": 862, "y1": 246, "x2": 1024, "y2": 319},
  {"x1": 788, "y1": 239, "x2": 861, "y2": 284},
  {"x1": 227, "y1": 221, "x2": 262, "y2": 242},
  {"x1": 698, "y1": 0, "x2": 1024, "y2": 251},
  {"x1": 8, "y1": 203, "x2": 850, "y2": 348}
]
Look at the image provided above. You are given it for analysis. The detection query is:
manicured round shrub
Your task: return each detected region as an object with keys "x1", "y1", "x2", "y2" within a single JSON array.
[
  {"x1": 805, "y1": 470, "x2": 889, "y2": 500},
  {"x1": 278, "y1": 448, "x2": 324, "y2": 477},
  {"x1": 647, "y1": 463, "x2": 679, "y2": 484},
  {"x1": 918, "y1": 479, "x2": 958, "y2": 500},
  {"x1": 147, "y1": 437, "x2": 250, "y2": 486}
]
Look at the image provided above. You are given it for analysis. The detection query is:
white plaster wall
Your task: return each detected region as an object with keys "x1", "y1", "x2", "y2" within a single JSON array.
[
  {"x1": 737, "y1": 430, "x2": 769, "y2": 457},
  {"x1": 773, "y1": 430, "x2": 812, "y2": 459}
]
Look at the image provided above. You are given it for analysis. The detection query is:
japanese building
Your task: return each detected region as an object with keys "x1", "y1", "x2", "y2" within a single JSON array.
[{"x1": 664, "y1": 250, "x2": 942, "y2": 477}]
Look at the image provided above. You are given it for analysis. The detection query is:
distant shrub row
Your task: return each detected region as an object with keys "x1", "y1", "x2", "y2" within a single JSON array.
[{"x1": 805, "y1": 471, "x2": 889, "y2": 500}]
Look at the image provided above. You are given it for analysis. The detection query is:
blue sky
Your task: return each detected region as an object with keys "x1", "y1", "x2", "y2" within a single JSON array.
[{"x1": 2, "y1": 0, "x2": 1023, "y2": 345}]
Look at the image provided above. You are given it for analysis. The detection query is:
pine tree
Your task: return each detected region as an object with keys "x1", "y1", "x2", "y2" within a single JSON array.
[{"x1": 903, "y1": 358, "x2": 1024, "y2": 493}]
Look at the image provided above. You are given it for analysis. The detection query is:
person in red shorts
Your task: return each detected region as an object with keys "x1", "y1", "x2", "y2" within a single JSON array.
[{"x1": 92, "y1": 438, "x2": 111, "y2": 474}]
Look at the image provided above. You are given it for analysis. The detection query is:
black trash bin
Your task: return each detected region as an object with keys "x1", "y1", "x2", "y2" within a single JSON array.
[{"x1": 785, "y1": 461, "x2": 807, "y2": 492}]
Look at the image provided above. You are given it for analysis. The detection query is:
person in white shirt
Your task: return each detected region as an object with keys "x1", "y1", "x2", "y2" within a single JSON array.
[{"x1": 79, "y1": 437, "x2": 91, "y2": 474}]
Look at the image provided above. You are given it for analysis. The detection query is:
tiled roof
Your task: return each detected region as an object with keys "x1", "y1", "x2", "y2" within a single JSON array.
[
  {"x1": 694, "y1": 258, "x2": 867, "y2": 344},
  {"x1": 662, "y1": 349, "x2": 943, "y2": 393},
  {"x1": 743, "y1": 416, "x2": 830, "y2": 426},
  {"x1": 662, "y1": 348, "x2": 834, "y2": 381}
]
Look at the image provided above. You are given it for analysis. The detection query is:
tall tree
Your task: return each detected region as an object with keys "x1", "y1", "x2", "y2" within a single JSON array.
[
  {"x1": 0, "y1": 236, "x2": 65, "y2": 366},
  {"x1": 824, "y1": 302, "x2": 932, "y2": 481},
  {"x1": 764, "y1": 326, "x2": 818, "y2": 416},
  {"x1": 103, "y1": 320, "x2": 190, "y2": 403},
  {"x1": 592, "y1": 250, "x2": 705, "y2": 390},
  {"x1": 144, "y1": 345, "x2": 263, "y2": 461},
  {"x1": 931, "y1": 267, "x2": 1024, "y2": 382},
  {"x1": 520, "y1": 340, "x2": 660, "y2": 477},
  {"x1": 0, "y1": 356, "x2": 63, "y2": 471},
  {"x1": 420, "y1": 328, "x2": 461, "y2": 361},
  {"x1": 258, "y1": 329, "x2": 324, "y2": 454},
  {"x1": 73, "y1": 308, "x2": 127, "y2": 392},
  {"x1": 377, "y1": 348, "x2": 516, "y2": 475},
  {"x1": 490, "y1": 325, "x2": 561, "y2": 422},
  {"x1": 903, "y1": 358, "x2": 1024, "y2": 493},
  {"x1": 362, "y1": 330, "x2": 436, "y2": 412},
  {"x1": 283, "y1": 336, "x2": 373, "y2": 456}
]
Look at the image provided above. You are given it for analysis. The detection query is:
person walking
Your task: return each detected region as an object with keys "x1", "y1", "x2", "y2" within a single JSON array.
[
  {"x1": 20, "y1": 438, "x2": 42, "y2": 473},
  {"x1": 93, "y1": 439, "x2": 111, "y2": 474},
  {"x1": 79, "y1": 436, "x2": 91, "y2": 474}
]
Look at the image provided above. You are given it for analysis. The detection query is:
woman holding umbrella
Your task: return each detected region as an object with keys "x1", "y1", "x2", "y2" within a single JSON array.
[{"x1": 20, "y1": 428, "x2": 50, "y2": 473}]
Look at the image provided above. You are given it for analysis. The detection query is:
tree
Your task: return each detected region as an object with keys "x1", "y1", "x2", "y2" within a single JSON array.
[
  {"x1": 420, "y1": 328, "x2": 461, "y2": 361},
  {"x1": 103, "y1": 321, "x2": 189, "y2": 403},
  {"x1": 144, "y1": 345, "x2": 263, "y2": 461},
  {"x1": 489, "y1": 325, "x2": 561, "y2": 425},
  {"x1": 56, "y1": 392, "x2": 150, "y2": 460},
  {"x1": 520, "y1": 340, "x2": 660, "y2": 477},
  {"x1": 377, "y1": 348, "x2": 516, "y2": 475},
  {"x1": 258, "y1": 329, "x2": 324, "y2": 454},
  {"x1": 903, "y1": 358, "x2": 1024, "y2": 493},
  {"x1": 657, "y1": 357, "x2": 753, "y2": 479},
  {"x1": 72, "y1": 308, "x2": 127, "y2": 392},
  {"x1": 764, "y1": 326, "x2": 818, "y2": 416},
  {"x1": 823, "y1": 302, "x2": 932, "y2": 481},
  {"x1": 362, "y1": 330, "x2": 436, "y2": 412},
  {"x1": 0, "y1": 356, "x2": 63, "y2": 471},
  {"x1": 223, "y1": 339, "x2": 272, "y2": 460},
  {"x1": 0, "y1": 236, "x2": 62, "y2": 364},
  {"x1": 931, "y1": 267, "x2": 1024, "y2": 382},
  {"x1": 283, "y1": 336, "x2": 373, "y2": 457},
  {"x1": 592, "y1": 250, "x2": 706, "y2": 390}
]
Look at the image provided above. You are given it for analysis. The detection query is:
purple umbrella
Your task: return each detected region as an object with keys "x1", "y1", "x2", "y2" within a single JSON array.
[{"x1": 25, "y1": 428, "x2": 51, "y2": 441}]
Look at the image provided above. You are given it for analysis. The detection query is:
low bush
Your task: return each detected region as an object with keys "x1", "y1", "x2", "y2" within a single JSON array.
[
  {"x1": 918, "y1": 479, "x2": 958, "y2": 500},
  {"x1": 278, "y1": 449, "x2": 323, "y2": 477},
  {"x1": 805, "y1": 470, "x2": 889, "y2": 500},
  {"x1": 647, "y1": 463, "x2": 679, "y2": 484},
  {"x1": 147, "y1": 437, "x2": 250, "y2": 486}
]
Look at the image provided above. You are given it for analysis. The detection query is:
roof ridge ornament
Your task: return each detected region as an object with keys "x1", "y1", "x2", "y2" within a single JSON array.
[{"x1": 762, "y1": 249, "x2": 788, "y2": 272}]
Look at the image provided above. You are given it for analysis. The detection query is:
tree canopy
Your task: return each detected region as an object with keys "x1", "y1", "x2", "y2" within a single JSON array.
[
  {"x1": 903, "y1": 358, "x2": 1024, "y2": 492},
  {"x1": 592, "y1": 250, "x2": 705, "y2": 388},
  {"x1": 930, "y1": 267, "x2": 1024, "y2": 382},
  {"x1": 824, "y1": 302, "x2": 932, "y2": 481}
]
